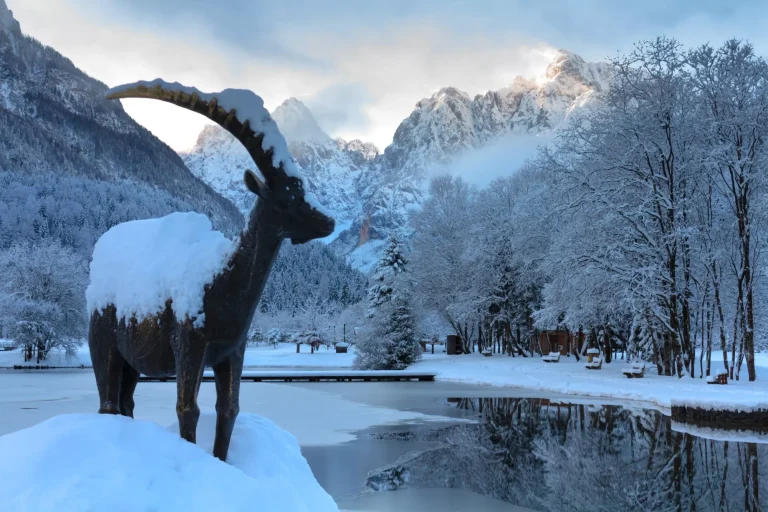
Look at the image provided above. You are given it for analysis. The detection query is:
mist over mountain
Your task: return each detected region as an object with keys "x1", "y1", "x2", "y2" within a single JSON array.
[{"x1": 182, "y1": 49, "x2": 611, "y2": 271}]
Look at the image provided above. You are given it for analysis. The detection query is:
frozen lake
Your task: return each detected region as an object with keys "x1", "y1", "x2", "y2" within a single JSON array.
[{"x1": 1, "y1": 370, "x2": 765, "y2": 511}]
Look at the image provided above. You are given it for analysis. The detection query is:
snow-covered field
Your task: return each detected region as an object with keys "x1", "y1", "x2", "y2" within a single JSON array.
[
  {"x1": 4, "y1": 345, "x2": 768, "y2": 412},
  {"x1": 0, "y1": 342, "x2": 355, "y2": 369},
  {"x1": 412, "y1": 352, "x2": 768, "y2": 412},
  {"x1": 243, "y1": 343, "x2": 356, "y2": 368}
]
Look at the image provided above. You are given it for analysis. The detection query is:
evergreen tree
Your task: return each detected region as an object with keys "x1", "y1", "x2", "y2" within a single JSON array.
[
  {"x1": 384, "y1": 291, "x2": 421, "y2": 369},
  {"x1": 356, "y1": 235, "x2": 421, "y2": 370},
  {"x1": 354, "y1": 290, "x2": 421, "y2": 370},
  {"x1": 367, "y1": 233, "x2": 407, "y2": 317}
]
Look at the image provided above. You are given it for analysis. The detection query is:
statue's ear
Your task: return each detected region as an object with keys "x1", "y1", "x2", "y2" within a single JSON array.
[{"x1": 244, "y1": 170, "x2": 270, "y2": 199}]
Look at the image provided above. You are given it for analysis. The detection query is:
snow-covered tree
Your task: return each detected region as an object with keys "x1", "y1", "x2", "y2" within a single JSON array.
[
  {"x1": 366, "y1": 233, "x2": 408, "y2": 317},
  {"x1": 355, "y1": 290, "x2": 421, "y2": 370},
  {"x1": 410, "y1": 175, "x2": 480, "y2": 353},
  {"x1": 356, "y1": 233, "x2": 420, "y2": 369},
  {"x1": 266, "y1": 328, "x2": 280, "y2": 347},
  {"x1": 0, "y1": 242, "x2": 88, "y2": 361},
  {"x1": 687, "y1": 40, "x2": 768, "y2": 381}
]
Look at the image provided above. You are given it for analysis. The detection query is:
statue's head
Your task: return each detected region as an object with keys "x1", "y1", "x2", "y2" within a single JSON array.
[
  {"x1": 106, "y1": 80, "x2": 335, "y2": 245},
  {"x1": 243, "y1": 169, "x2": 334, "y2": 244}
]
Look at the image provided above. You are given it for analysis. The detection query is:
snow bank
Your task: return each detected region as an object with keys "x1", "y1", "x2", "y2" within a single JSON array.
[
  {"x1": 413, "y1": 352, "x2": 768, "y2": 412},
  {"x1": 86, "y1": 212, "x2": 235, "y2": 326},
  {"x1": 671, "y1": 421, "x2": 768, "y2": 444},
  {"x1": 0, "y1": 413, "x2": 338, "y2": 512}
]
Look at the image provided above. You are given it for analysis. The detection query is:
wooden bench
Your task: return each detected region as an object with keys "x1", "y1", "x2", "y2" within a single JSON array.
[
  {"x1": 542, "y1": 352, "x2": 561, "y2": 363},
  {"x1": 482, "y1": 349, "x2": 493, "y2": 357},
  {"x1": 622, "y1": 362, "x2": 646, "y2": 378},
  {"x1": 585, "y1": 357, "x2": 602, "y2": 370}
]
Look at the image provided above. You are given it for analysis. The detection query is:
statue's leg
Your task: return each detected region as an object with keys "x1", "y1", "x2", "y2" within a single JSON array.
[
  {"x1": 119, "y1": 361, "x2": 140, "y2": 418},
  {"x1": 174, "y1": 327, "x2": 206, "y2": 444},
  {"x1": 212, "y1": 343, "x2": 245, "y2": 461},
  {"x1": 89, "y1": 308, "x2": 123, "y2": 415}
]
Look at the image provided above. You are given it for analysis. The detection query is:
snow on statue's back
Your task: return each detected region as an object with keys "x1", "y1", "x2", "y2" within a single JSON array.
[{"x1": 86, "y1": 211, "x2": 235, "y2": 327}]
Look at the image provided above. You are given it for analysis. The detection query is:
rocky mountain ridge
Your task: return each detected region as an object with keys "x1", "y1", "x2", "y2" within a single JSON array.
[
  {"x1": 181, "y1": 50, "x2": 613, "y2": 270},
  {"x1": 0, "y1": 0, "x2": 242, "y2": 235}
]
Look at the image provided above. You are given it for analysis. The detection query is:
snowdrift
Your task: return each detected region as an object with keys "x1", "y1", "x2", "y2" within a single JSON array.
[{"x1": 0, "y1": 413, "x2": 338, "y2": 512}]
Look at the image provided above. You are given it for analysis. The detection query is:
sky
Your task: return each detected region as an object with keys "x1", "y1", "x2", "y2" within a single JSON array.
[{"x1": 9, "y1": 0, "x2": 768, "y2": 152}]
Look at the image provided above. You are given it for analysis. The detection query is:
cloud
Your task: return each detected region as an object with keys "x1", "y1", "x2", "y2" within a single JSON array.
[
  {"x1": 304, "y1": 83, "x2": 375, "y2": 139},
  {"x1": 10, "y1": 0, "x2": 768, "y2": 153},
  {"x1": 430, "y1": 134, "x2": 553, "y2": 188}
]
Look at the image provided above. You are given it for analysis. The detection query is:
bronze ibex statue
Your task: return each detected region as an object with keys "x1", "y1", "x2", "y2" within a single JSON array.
[{"x1": 88, "y1": 80, "x2": 334, "y2": 461}]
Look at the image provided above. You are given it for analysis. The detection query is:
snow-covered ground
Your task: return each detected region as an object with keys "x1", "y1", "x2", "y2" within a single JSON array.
[
  {"x1": 243, "y1": 343, "x2": 356, "y2": 368},
  {"x1": 0, "y1": 412, "x2": 337, "y2": 512},
  {"x1": 0, "y1": 342, "x2": 355, "y2": 369},
  {"x1": 412, "y1": 351, "x2": 768, "y2": 412},
  {"x1": 5, "y1": 343, "x2": 768, "y2": 413},
  {"x1": 0, "y1": 345, "x2": 92, "y2": 367}
]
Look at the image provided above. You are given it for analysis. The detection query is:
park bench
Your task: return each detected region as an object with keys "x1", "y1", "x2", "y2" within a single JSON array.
[
  {"x1": 542, "y1": 352, "x2": 561, "y2": 363},
  {"x1": 585, "y1": 356, "x2": 602, "y2": 370},
  {"x1": 482, "y1": 349, "x2": 493, "y2": 357},
  {"x1": 622, "y1": 362, "x2": 646, "y2": 378}
]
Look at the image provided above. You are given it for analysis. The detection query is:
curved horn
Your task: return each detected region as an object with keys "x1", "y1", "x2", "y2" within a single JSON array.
[{"x1": 106, "y1": 80, "x2": 295, "y2": 186}]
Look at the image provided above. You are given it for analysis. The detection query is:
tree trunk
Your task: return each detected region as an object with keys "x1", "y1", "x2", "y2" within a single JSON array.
[{"x1": 602, "y1": 325, "x2": 612, "y2": 363}]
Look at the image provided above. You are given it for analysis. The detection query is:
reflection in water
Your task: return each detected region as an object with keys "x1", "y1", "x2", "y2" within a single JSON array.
[{"x1": 367, "y1": 398, "x2": 765, "y2": 512}]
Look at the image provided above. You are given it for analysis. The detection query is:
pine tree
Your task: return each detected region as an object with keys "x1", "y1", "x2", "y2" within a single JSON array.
[
  {"x1": 385, "y1": 291, "x2": 421, "y2": 369},
  {"x1": 367, "y1": 233, "x2": 407, "y2": 317},
  {"x1": 355, "y1": 235, "x2": 421, "y2": 370},
  {"x1": 354, "y1": 290, "x2": 421, "y2": 370}
]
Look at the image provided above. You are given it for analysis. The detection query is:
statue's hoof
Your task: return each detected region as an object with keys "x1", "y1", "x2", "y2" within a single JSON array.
[{"x1": 98, "y1": 403, "x2": 120, "y2": 415}]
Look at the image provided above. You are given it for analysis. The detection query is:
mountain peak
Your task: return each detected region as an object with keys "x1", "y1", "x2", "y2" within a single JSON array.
[
  {"x1": 0, "y1": 0, "x2": 21, "y2": 35},
  {"x1": 433, "y1": 86, "x2": 471, "y2": 102},
  {"x1": 271, "y1": 98, "x2": 330, "y2": 144}
]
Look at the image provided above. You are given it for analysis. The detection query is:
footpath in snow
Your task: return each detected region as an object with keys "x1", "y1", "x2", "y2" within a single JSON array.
[{"x1": 0, "y1": 412, "x2": 338, "y2": 512}]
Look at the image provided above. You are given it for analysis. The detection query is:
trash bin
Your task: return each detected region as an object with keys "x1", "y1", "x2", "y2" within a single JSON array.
[{"x1": 447, "y1": 335, "x2": 459, "y2": 355}]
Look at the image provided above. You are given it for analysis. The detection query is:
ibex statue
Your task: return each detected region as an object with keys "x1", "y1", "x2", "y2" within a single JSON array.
[{"x1": 88, "y1": 80, "x2": 334, "y2": 461}]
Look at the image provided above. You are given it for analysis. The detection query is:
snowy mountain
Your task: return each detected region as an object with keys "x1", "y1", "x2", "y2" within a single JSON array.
[
  {"x1": 0, "y1": 0, "x2": 242, "y2": 235},
  {"x1": 182, "y1": 98, "x2": 377, "y2": 230},
  {"x1": 181, "y1": 50, "x2": 612, "y2": 271}
]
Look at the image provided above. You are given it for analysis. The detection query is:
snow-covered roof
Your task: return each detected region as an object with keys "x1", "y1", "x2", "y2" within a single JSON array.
[{"x1": 86, "y1": 212, "x2": 236, "y2": 326}]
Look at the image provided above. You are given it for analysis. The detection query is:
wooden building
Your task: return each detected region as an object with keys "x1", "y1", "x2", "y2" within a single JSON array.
[{"x1": 534, "y1": 330, "x2": 585, "y2": 356}]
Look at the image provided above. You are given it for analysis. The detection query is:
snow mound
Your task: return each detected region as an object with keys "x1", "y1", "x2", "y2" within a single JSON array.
[
  {"x1": 86, "y1": 212, "x2": 236, "y2": 326},
  {"x1": 0, "y1": 413, "x2": 338, "y2": 512}
]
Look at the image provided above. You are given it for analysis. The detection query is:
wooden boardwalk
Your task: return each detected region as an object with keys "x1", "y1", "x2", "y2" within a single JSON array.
[{"x1": 140, "y1": 370, "x2": 436, "y2": 383}]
